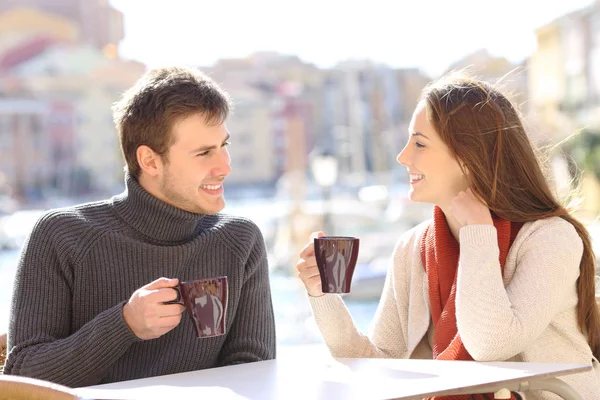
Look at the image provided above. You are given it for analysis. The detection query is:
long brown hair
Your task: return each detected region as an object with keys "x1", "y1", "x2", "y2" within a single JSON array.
[{"x1": 422, "y1": 73, "x2": 600, "y2": 358}]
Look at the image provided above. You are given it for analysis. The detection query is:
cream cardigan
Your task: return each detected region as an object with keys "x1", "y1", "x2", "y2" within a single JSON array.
[{"x1": 309, "y1": 217, "x2": 600, "y2": 399}]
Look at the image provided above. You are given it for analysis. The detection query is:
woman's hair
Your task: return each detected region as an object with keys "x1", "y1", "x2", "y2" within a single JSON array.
[{"x1": 422, "y1": 73, "x2": 600, "y2": 358}]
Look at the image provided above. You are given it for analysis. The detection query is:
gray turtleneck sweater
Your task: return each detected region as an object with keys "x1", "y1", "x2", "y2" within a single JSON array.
[{"x1": 3, "y1": 175, "x2": 276, "y2": 387}]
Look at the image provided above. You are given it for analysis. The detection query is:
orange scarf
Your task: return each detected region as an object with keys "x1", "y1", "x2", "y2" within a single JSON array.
[{"x1": 420, "y1": 206, "x2": 522, "y2": 400}]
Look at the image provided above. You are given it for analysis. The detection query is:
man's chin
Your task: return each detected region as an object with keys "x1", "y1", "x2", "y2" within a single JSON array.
[{"x1": 200, "y1": 199, "x2": 226, "y2": 215}]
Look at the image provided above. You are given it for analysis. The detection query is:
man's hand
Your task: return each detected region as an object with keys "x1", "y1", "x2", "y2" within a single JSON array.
[{"x1": 123, "y1": 277, "x2": 184, "y2": 340}]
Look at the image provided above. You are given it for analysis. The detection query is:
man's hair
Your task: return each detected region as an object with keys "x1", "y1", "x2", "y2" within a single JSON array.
[{"x1": 112, "y1": 66, "x2": 232, "y2": 178}]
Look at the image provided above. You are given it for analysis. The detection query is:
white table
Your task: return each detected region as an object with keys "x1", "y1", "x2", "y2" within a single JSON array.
[{"x1": 75, "y1": 346, "x2": 589, "y2": 400}]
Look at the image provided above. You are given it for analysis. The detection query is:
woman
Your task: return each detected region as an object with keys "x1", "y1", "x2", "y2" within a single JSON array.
[{"x1": 296, "y1": 75, "x2": 600, "y2": 399}]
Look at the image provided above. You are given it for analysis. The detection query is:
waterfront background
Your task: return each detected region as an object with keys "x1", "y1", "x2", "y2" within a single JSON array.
[{"x1": 0, "y1": 0, "x2": 599, "y2": 347}]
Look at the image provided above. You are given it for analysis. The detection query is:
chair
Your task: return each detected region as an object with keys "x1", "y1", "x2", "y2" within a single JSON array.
[
  {"x1": 0, "y1": 334, "x2": 84, "y2": 399},
  {"x1": 0, "y1": 375, "x2": 79, "y2": 400},
  {"x1": 0, "y1": 332, "x2": 6, "y2": 374}
]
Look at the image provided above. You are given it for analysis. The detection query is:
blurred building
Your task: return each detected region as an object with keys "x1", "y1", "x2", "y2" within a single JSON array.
[
  {"x1": 223, "y1": 85, "x2": 278, "y2": 190},
  {"x1": 206, "y1": 52, "x2": 325, "y2": 191},
  {"x1": 0, "y1": 8, "x2": 77, "y2": 57},
  {"x1": 0, "y1": 5, "x2": 144, "y2": 202},
  {"x1": 0, "y1": 0, "x2": 123, "y2": 52},
  {"x1": 528, "y1": 1, "x2": 600, "y2": 217},
  {"x1": 0, "y1": 94, "x2": 49, "y2": 202},
  {"x1": 322, "y1": 62, "x2": 430, "y2": 187},
  {"x1": 206, "y1": 53, "x2": 431, "y2": 192},
  {"x1": 528, "y1": 2, "x2": 600, "y2": 137},
  {"x1": 445, "y1": 49, "x2": 529, "y2": 116},
  {"x1": 46, "y1": 99, "x2": 76, "y2": 195},
  {"x1": 12, "y1": 48, "x2": 145, "y2": 195}
]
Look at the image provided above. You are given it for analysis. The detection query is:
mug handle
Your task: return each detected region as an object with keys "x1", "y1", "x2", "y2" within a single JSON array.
[{"x1": 163, "y1": 284, "x2": 183, "y2": 305}]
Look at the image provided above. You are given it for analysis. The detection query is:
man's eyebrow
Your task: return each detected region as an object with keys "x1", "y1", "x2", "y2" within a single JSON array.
[{"x1": 189, "y1": 134, "x2": 231, "y2": 154}]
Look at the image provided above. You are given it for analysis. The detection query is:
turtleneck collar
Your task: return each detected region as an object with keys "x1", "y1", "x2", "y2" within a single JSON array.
[{"x1": 111, "y1": 173, "x2": 206, "y2": 243}]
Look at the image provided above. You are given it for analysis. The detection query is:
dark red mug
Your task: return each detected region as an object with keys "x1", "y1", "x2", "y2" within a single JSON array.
[
  {"x1": 168, "y1": 276, "x2": 228, "y2": 338},
  {"x1": 314, "y1": 236, "x2": 360, "y2": 293}
]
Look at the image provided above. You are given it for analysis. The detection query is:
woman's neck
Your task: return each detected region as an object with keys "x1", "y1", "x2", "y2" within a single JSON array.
[{"x1": 439, "y1": 204, "x2": 462, "y2": 242}]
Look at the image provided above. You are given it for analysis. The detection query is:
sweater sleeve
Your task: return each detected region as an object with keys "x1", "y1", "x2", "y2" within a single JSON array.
[
  {"x1": 4, "y1": 212, "x2": 140, "y2": 387},
  {"x1": 217, "y1": 223, "x2": 276, "y2": 365},
  {"x1": 455, "y1": 219, "x2": 584, "y2": 361},
  {"x1": 308, "y1": 238, "x2": 411, "y2": 359}
]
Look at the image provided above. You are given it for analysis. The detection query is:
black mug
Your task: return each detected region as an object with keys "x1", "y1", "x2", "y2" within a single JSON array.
[
  {"x1": 314, "y1": 236, "x2": 360, "y2": 293},
  {"x1": 167, "y1": 276, "x2": 228, "y2": 338}
]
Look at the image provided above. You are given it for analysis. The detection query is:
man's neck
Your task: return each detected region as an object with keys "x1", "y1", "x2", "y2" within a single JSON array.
[
  {"x1": 111, "y1": 173, "x2": 203, "y2": 243},
  {"x1": 137, "y1": 173, "x2": 178, "y2": 210}
]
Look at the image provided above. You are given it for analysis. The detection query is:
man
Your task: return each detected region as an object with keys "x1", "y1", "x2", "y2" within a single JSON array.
[{"x1": 3, "y1": 66, "x2": 276, "y2": 387}]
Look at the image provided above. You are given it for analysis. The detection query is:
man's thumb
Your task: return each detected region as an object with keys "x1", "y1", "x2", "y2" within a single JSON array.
[{"x1": 145, "y1": 277, "x2": 178, "y2": 289}]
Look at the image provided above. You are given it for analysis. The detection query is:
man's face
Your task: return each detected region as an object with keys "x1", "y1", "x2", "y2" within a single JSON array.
[{"x1": 157, "y1": 113, "x2": 231, "y2": 214}]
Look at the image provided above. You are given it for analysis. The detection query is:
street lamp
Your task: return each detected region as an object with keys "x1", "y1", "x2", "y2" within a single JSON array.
[{"x1": 310, "y1": 150, "x2": 339, "y2": 235}]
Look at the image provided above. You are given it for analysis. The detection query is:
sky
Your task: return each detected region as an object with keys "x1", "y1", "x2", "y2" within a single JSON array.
[{"x1": 109, "y1": 0, "x2": 595, "y2": 76}]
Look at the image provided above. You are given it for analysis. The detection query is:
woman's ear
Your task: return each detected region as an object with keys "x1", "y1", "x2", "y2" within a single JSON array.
[{"x1": 459, "y1": 160, "x2": 470, "y2": 176}]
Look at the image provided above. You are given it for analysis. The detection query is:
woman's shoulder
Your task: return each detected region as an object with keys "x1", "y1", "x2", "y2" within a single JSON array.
[
  {"x1": 391, "y1": 219, "x2": 432, "y2": 262},
  {"x1": 398, "y1": 219, "x2": 431, "y2": 245},
  {"x1": 512, "y1": 216, "x2": 584, "y2": 266},
  {"x1": 518, "y1": 216, "x2": 581, "y2": 244}
]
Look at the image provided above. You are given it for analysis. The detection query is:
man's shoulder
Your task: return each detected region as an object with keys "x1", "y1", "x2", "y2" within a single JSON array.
[
  {"x1": 31, "y1": 199, "x2": 114, "y2": 237},
  {"x1": 208, "y1": 213, "x2": 263, "y2": 239},
  {"x1": 204, "y1": 213, "x2": 266, "y2": 257}
]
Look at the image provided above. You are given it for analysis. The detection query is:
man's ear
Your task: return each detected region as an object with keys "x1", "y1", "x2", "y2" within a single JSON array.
[{"x1": 137, "y1": 145, "x2": 162, "y2": 177}]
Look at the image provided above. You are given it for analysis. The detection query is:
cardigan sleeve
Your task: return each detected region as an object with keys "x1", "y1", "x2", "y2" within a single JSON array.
[
  {"x1": 455, "y1": 218, "x2": 583, "y2": 361},
  {"x1": 308, "y1": 227, "x2": 426, "y2": 359}
]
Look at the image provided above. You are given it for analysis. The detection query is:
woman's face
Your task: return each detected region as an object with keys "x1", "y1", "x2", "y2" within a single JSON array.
[{"x1": 397, "y1": 101, "x2": 469, "y2": 208}]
